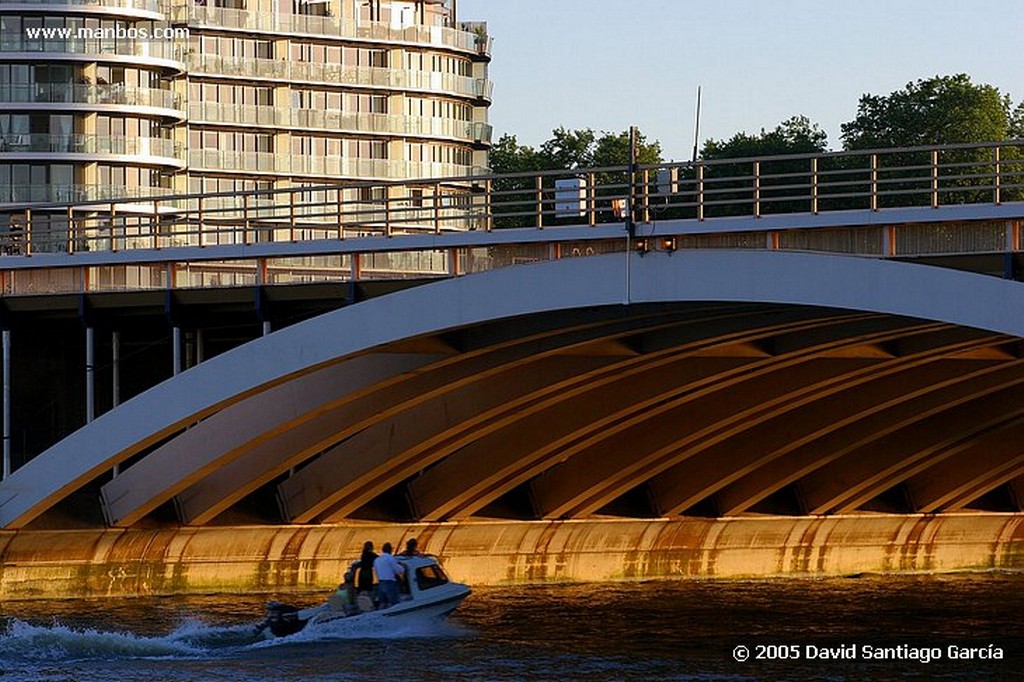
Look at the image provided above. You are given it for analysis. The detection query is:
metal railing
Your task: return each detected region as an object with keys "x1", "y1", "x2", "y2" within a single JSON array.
[
  {"x1": 0, "y1": 0, "x2": 164, "y2": 11},
  {"x1": 0, "y1": 32, "x2": 187, "y2": 63},
  {"x1": 188, "y1": 53, "x2": 491, "y2": 101},
  {"x1": 173, "y1": 5, "x2": 491, "y2": 57},
  {"x1": 0, "y1": 83, "x2": 182, "y2": 112},
  {"x1": 187, "y1": 101, "x2": 491, "y2": 143},
  {"x1": 0, "y1": 140, "x2": 1022, "y2": 266},
  {"x1": 0, "y1": 133, "x2": 182, "y2": 159}
]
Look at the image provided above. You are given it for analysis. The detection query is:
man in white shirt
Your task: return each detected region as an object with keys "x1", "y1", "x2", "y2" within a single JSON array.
[{"x1": 373, "y1": 542, "x2": 406, "y2": 608}]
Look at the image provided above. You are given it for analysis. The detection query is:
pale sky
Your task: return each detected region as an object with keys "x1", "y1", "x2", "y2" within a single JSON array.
[{"x1": 458, "y1": 0, "x2": 1024, "y2": 160}]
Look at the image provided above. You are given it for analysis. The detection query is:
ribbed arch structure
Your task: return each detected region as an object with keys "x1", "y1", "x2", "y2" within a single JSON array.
[{"x1": 4, "y1": 249, "x2": 1024, "y2": 529}]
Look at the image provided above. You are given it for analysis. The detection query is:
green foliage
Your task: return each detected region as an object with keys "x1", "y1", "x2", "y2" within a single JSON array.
[
  {"x1": 489, "y1": 127, "x2": 661, "y2": 174},
  {"x1": 700, "y1": 116, "x2": 829, "y2": 160},
  {"x1": 841, "y1": 74, "x2": 1011, "y2": 149},
  {"x1": 488, "y1": 127, "x2": 662, "y2": 227},
  {"x1": 695, "y1": 116, "x2": 829, "y2": 217}
]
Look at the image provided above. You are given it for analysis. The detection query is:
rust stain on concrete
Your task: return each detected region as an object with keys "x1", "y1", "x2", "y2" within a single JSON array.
[{"x1": 2, "y1": 514, "x2": 1024, "y2": 600}]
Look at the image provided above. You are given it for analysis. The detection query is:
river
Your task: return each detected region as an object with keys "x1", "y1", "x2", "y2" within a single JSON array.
[{"x1": 2, "y1": 572, "x2": 1022, "y2": 680}]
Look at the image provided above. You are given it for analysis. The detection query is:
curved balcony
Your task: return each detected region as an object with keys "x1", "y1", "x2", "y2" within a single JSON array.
[
  {"x1": 0, "y1": 82, "x2": 183, "y2": 117},
  {"x1": 187, "y1": 149, "x2": 473, "y2": 180},
  {"x1": 0, "y1": 0, "x2": 165, "y2": 19},
  {"x1": 0, "y1": 183, "x2": 174, "y2": 204},
  {"x1": 0, "y1": 32, "x2": 186, "y2": 71},
  {"x1": 0, "y1": 133, "x2": 184, "y2": 166},
  {"x1": 190, "y1": 53, "x2": 491, "y2": 102},
  {"x1": 174, "y1": 5, "x2": 490, "y2": 59},
  {"x1": 188, "y1": 101, "x2": 492, "y2": 145}
]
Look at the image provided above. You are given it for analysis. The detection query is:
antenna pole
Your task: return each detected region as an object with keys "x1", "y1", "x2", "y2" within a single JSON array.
[{"x1": 691, "y1": 86, "x2": 702, "y2": 162}]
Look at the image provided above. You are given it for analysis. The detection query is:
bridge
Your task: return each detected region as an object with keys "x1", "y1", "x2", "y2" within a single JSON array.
[{"x1": 1, "y1": 141, "x2": 1024, "y2": 587}]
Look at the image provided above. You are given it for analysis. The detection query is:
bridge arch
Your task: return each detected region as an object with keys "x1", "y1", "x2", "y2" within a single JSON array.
[{"x1": 3, "y1": 249, "x2": 1024, "y2": 529}]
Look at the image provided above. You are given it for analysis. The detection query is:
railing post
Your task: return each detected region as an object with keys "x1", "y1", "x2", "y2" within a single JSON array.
[
  {"x1": 753, "y1": 160, "x2": 761, "y2": 218},
  {"x1": 66, "y1": 204, "x2": 75, "y2": 254},
  {"x1": 24, "y1": 207, "x2": 32, "y2": 256},
  {"x1": 994, "y1": 146, "x2": 1002, "y2": 205},
  {"x1": 337, "y1": 186, "x2": 345, "y2": 240},
  {"x1": 587, "y1": 171, "x2": 596, "y2": 226},
  {"x1": 289, "y1": 188, "x2": 297, "y2": 242},
  {"x1": 931, "y1": 149, "x2": 939, "y2": 209},
  {"x1": 811, "y1": 157, "x2": 819, "y2": 214},
  {"x1": 696, "y1": 163, "x2": 705, "y2": 221},
  {"x1": 197, "y1": 195, "x2": 204, "y2": 247},
  {"x1": 242, "y1": 192, "x2": 250, "y2": 245},
  {"x1": 870, "y1": 153, "x2": 878, "y2": 212},
  {"x1": 152, "y1": 200, "x2": 159, "y2": 249},
  {"x1": 484, "y1": 178, "x2": 493, "y2": 232},
  {"x1": 535, "y1": 175, "x2": 543, "y2": 229},
  {"x1": 642, "y1": 169, "x2": 650, "y2": 223},
  {"x1": 109, "y1": 202, "x2": 118, "y2": 252},
  {"x1": 384, "y1": 185, "x2": 392, "y2": 237}
]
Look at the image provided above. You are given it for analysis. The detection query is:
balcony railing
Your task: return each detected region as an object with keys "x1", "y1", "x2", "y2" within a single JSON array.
[
  {"x1": 0, "y1": 141, "x2": 1021, "y2": 264},
  {"x1": 0, "y1": 0, "x2": 164, "y2": 12},
  {"x1": 0, "y1": 184, "x2": 175, "y2": 204},
  {"x1": 186, "y1": 148, "x2": 475, "y2": 180},
  {"x1": 189, "y1": 53, "x2": 491, "y2": 101},
  {"x1": 0, "y1": 83, "x2": 182, "y2": 113},
  {"x1": 0, "y1": 133, "x2": 182, "y2": 160},
  {"x1": 187, "y1": 101, "x2": 491, "y2": 143},
  {"x1": 173, "y1": 5, "x2": 490, "y2": 57},
  {"x1": 0, "y1": 32, "x2": 186, "y2": 64}
]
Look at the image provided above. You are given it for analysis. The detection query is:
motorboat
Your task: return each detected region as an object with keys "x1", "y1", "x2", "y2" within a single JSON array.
[{"x1": 257, "y1": 555, "x2": 470, "y2": 638}]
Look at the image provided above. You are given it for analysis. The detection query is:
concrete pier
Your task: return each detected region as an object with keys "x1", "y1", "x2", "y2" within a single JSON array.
[{"x1": 2, "y1": 514, "x2": 1023, "y2": 600}]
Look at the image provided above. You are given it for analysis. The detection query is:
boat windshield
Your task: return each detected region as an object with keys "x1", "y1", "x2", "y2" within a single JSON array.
[{"x1": 415, "y1": 563, "x2": 449, "y2": 591}]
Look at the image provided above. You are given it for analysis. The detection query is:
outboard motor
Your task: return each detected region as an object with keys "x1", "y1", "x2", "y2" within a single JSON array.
[{"x1": 257, "y1": 601, "x2": 306, "y2": 637}]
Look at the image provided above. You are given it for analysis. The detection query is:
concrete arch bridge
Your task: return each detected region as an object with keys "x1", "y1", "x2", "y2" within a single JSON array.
[{"x1": 3, "y1": 248, "x2": 1024, "y2": 532}]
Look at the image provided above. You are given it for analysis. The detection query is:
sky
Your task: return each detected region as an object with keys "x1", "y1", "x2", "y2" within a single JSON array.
[{"x1": 457, "y1": 0, "x2": 1024, "y2": 161}]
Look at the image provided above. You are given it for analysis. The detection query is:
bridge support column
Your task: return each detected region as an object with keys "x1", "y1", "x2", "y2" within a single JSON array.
[
  {"x1": 111, "y1": 330, "x2": 120, "y2": 478},
  {"x1": 85, "y1": 326, "x2": 95, "y2": 424},
  {"x1": 2, "y1": 329, "x2": 9, "y2": 480},
  {"x1": 173, "y1": 326, "x2": 182, "y2": 376}
]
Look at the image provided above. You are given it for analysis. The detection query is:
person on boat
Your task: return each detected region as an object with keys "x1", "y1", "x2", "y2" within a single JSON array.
[
  {"x1": 398, "y1": 537, "x2": 422, "y2": 557},
  {"x1": 356, "y1": 541, "x2": 377, "y2": 594},
  {"x1": 373, "y1": 542, "x2": 406, "y2": 609}
]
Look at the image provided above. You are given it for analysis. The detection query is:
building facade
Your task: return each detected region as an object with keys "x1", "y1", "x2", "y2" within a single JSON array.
[{"x1": 0, "y1": 0, "x2": 491, "y2": 217}]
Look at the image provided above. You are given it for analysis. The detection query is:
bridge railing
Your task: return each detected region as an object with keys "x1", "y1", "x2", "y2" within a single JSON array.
[
  {"x1": 0, "y1": 140, "x2": 1022, "y2": 258},
  {"x1": 0, "y1": 140, "x2": 1019, "y2": 278}
]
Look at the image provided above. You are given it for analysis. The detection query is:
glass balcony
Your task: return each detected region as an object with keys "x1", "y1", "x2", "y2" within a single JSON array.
[
  {"x1": 0, "y1": 0, "x2": 164, "y2": 12},
  {"x1": 0, "y1": 183, "x2": 174, "y2": 204},
  {"x1": 0, "y1": 32, "x2": 186, "y2": 65},
  {"x1": 0, "y1": 133, "x2": 182, "y2": 160},
  {"x1": 189, "y1": 54, "x2": 491, "y2": 100},
  {"x1": 186, "y1": 149, "x2": 473, "y2": 180},
  {"x1": 173, "y1": 5, "x2": 490, "y2": 58},
  {"x1": 188, "y1": 102, "x2": 491, "y2": 143},
  {"x1": 0, "y1": 82, "x2": 182, "y2": 113}
]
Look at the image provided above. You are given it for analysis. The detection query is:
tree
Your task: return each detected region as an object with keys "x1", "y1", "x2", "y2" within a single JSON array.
[
  {"x1": 487, "y1": 127, "x2": 662, "y2": 227},
  {"x1": 697, "y1": 116, "x2": 829, "y2": 217},
  {"x1": 841, "y1": 74, "x2": 1012, "y2": 149},
  {"x1": 489, "y1": 127, "x2": 661, "y2": 174},
  {"x1": 841, "y1": 75, "x2": 1019, "y2": 206},
  {"x1": 700, "y1": 115, "x2": 828, "y2": 160}
]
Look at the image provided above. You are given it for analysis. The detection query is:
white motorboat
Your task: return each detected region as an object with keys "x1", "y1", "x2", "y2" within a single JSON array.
[{"x1": 257, "y1": 555, "x2": 470, "y2": 638}]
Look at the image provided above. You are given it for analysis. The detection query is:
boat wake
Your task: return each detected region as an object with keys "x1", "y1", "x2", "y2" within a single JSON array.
[
  {"x1": 0, "y1": 617, "x2": 259, "y2": 661},
  {"x1": 0, "y1": 612, "x2": 467, "y2": 661}
]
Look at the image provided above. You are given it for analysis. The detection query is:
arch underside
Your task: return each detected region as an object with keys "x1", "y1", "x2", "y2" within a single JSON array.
[
  {"x1": 8, "y1": 250, "x2": 1024, "y2": 528},
  {"x1": 96, "y1": 301, "x2": 1024, "y2": 526}
]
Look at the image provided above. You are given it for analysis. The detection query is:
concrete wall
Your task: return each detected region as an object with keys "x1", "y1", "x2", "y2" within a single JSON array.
[{"x1": 2, "y1": 514, "x2": 1023, "y2": 600}]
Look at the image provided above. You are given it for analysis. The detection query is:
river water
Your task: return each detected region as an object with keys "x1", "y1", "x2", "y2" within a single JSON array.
[{"x1": 2, "y1": 573, "x2": 1022, "y2": 681}]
